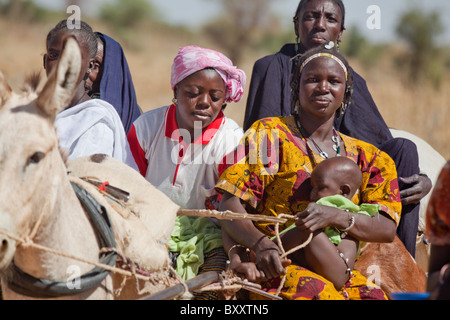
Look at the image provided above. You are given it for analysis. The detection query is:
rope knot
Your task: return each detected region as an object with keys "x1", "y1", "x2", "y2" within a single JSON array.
[{"x1": 21, "y1": 236, "x2": 34, "y2": 248}]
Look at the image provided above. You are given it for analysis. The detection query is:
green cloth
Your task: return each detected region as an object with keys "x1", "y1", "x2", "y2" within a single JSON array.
[
  {"x1": 273, "y1": 195, "x2": 380, "y2": 245},
  {"x1": 168, "y1": 216, "x2": 223, "y2": 280},
  {"x1": 317, "y1": 195, "x2": 380, "y2": 245}
]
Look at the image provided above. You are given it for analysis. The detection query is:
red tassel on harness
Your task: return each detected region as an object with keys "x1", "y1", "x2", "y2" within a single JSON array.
[{"x1": 98, "y1": 181, "x2": 110, "y2": 192}]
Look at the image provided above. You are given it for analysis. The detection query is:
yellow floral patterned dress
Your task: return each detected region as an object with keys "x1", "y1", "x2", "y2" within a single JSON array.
[{"x1": 216, "y1": 116, "x2": 402, "y2": 300}]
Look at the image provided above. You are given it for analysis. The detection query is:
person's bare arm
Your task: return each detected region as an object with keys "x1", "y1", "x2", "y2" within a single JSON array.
[
  {"x1": 219, "y1": 192, "x2": 288, "y2": 280},
  {"x1": 295, "y1": 202, "x2": 397, "y2": 243},
  {"x1": 279, "y1": 225, "x2": 357, "y2": 289}
]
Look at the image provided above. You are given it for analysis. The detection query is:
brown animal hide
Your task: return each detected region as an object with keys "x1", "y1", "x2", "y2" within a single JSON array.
[{"x1": 354, "y1": 236, "x2": 427, "y2": 299}]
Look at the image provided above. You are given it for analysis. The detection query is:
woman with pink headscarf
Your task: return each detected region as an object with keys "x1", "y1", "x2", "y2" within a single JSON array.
[{"x1": 127, "y1": 46, "x2": 246, "y2": 299}]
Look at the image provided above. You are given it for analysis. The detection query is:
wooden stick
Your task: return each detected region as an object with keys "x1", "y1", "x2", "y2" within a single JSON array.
[
  {"x1": 141, "y1": 271, "x2": 220, "y2": 300},
  {"x1": 177, "y1": 209, "x2": 289, "y2": 224}
]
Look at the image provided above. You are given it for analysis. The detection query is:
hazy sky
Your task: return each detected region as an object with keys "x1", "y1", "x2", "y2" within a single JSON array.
[
  {"x1": 35, "y1": 0, "x2": 450, "y2": 44},
  {"x1": 149, "y1": 0, "x2": 450, "y2": 43}
]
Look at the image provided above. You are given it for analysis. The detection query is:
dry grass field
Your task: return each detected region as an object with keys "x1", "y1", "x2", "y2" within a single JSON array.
[{"x1": 1, "y1": 18, "x2": 448, "y2": 161}]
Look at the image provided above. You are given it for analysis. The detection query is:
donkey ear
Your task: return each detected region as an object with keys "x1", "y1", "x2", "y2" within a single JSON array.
[
  {"x1": 36, "y1": 36, "x2": 82, "y2": 119},
  {"x1": 0, "y1": 71, "x2": 12, "y2": 108}
]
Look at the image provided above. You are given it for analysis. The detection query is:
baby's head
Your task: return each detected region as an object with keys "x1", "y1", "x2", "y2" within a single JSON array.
[{"x1": 310, "y1": 156, "x2": 362, "y2": 202}]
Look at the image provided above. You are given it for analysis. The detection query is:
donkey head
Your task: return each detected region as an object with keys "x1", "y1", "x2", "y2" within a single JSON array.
[{"x1": 0, "y1": 37, "x2": 81, "y2": 271}]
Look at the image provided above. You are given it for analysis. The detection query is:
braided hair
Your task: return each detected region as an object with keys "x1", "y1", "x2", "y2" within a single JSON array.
[
  {"x1": 46, "y1": 19, "x2": 97, "y2": 60},
  {"x1": 290, "y1": 43, "x2": 353, "y2": 118}
]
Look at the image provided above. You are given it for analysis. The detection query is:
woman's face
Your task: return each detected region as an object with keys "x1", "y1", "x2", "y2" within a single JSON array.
[
  {"x1": 174, "y1": 68, "x2": 226, "y2": 138},
  {"x1": 299, "y1": 56, "x2": 346, "y2": 118},
  {"x1": 86, "y1": 38, "x2": 104, "y2": 94},
  {"x1": 295, "y1": 0, "x2": 344, "y2": 50},
  {"x1": 43, "y1": 31, "x2": 91, "y2": 83}
]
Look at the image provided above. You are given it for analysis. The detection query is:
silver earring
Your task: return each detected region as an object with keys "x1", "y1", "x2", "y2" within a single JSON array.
[
  {"x1": 294, "y1": 100, "x2": 301, "y2": 114},
  {"x1": 337, "y1": 102, "x2": 347, "y2": 118},
  {"x1": 172, "y1": 98, "x2": 177, "y2": 105}
]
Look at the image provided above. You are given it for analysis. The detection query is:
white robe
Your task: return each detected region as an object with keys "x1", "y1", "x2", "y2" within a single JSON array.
[
  {"x1": 56, "y1": 99, "x2": 137, "y2": 170},
  {"x1": 129, "y1": 105, "x2": 243, "y2": 210}
]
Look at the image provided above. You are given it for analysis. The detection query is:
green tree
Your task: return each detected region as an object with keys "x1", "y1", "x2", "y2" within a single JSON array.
[
  {"x1": 340, "y1": 25, "x2": 383, "y2": 69},
  {"x1": 341, "y1": 26, "x2": 368, "y2": 58},
  {"x1": 202, "y1": 0, "x2": 280, "y2": 65},
  {"x1": 395, "y1": 7, "x2": 444, "y2": 86}
]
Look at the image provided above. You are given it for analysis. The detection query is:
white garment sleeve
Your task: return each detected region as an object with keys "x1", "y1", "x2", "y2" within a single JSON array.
[{"x1": 67, "y1": 120, "x2": 115, "y2": 161}]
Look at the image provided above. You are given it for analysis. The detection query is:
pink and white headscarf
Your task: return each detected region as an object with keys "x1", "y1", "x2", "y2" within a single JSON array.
[{"x1": 171, "y1": 45, "x2": 246, "y2": 103}]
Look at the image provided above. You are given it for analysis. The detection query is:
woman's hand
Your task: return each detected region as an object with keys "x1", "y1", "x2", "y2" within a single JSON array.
[
  {"x1": 399, "y1": 174, "x2": 432, "y2": 205},
  {"x1": 230, "y1": 246, "x2": 291, "y2": 282},
  {"x1": 253, "y1": 236, "x2": 291, "y2": 280},
  {"x1": 229, "y1": 251, "x2": 262, "y2": 282},
  {"x1": 219, "y1": 192, "x2": 291, "y2": 281},
  {"x1": 294, "y1": 202, "x2": 341, "y2": 232}
]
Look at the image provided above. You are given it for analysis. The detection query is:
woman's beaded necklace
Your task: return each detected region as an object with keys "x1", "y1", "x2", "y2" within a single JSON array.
[{"x1": 294, "y1": 113, "x2": 340, "y2": 160}]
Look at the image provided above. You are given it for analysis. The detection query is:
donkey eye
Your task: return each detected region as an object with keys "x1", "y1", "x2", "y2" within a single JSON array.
[{"x1": 27, "y1": 151, "x2": 45, "y2": 166}]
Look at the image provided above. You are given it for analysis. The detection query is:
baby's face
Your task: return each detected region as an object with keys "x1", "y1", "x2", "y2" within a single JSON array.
[{"x1": 310, "y1": 174, "x2": 342, "y2": 202}]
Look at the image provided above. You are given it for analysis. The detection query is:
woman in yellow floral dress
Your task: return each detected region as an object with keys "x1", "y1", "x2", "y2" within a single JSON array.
[{"x1": 216, "y1": 43, "x2": 401, "y2": 300}]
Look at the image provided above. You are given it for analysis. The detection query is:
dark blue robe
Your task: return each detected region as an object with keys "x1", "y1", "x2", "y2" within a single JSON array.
[{"x1": 97, "y1": 33, "x2": 142, "y2": 134}]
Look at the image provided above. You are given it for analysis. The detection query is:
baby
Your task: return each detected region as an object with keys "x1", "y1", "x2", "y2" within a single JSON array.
[
  {"x1": 277, "y1": 156, "x2": 378, "y2": 243},
  {"x1": 309, "y1": 157, "x2": 380, "y2": 245},
  {"x1": 275, "y1": 157, "x2": 380, "y2": 277},
  {"x1": 310, "y1": 156, "x2": 362, "y2": 204}
]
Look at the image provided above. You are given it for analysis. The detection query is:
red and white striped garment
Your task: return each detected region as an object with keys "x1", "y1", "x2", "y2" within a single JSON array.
[{"x1": 127, "y1": 104, "x2": 243, "y2": 210}]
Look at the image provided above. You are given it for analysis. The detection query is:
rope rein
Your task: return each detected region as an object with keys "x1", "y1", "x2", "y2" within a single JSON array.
[
  {"x1": 0, "y1": 180, "x2": 312, "y2": 299},
  {"x1": 0, "y1": 209, "x2": 312, "y2": 299},
  {"x1": 0, "y1": 227, "x2": 172, "y2": 291},
  {"x1": 274, "y1": 214, "x2": 313, "y2": 296}
]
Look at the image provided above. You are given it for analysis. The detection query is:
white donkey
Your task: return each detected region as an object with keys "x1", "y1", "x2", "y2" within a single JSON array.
[
  {"x1": 0, "y1": 37, "x2": 178, "y2": 299},
  {"x1": 390, "y1": 128, "x2": 446, "y2": 273}
]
